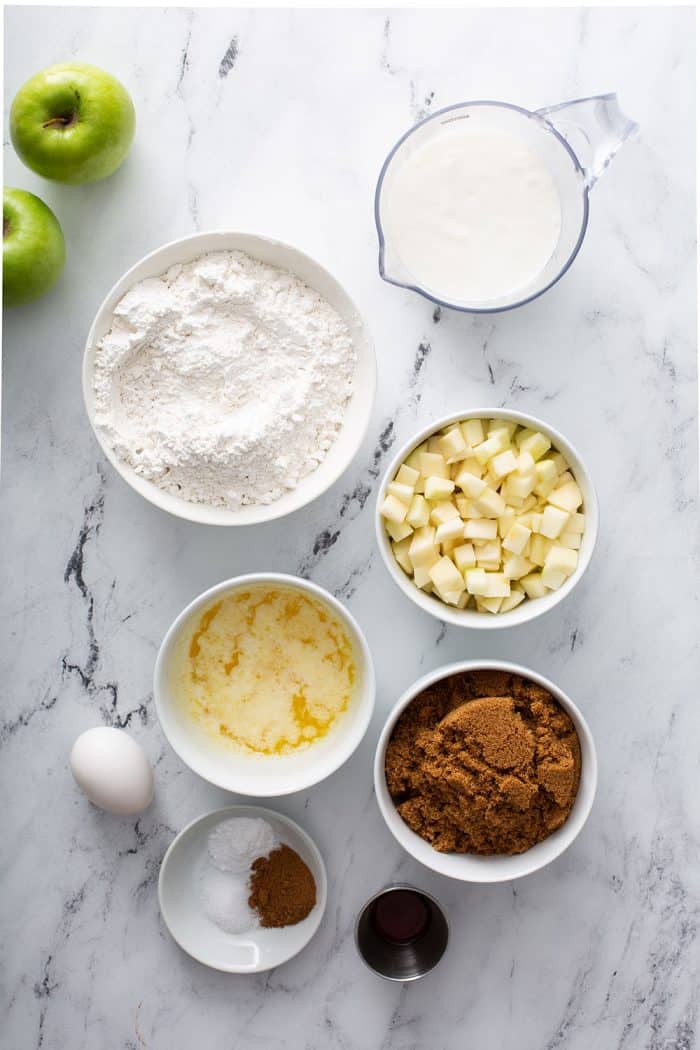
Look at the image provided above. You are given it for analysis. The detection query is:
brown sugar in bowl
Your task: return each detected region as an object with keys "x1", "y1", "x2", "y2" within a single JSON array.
[{"x1": 374, "y1": 660, "x2": 597, "y2": 883}]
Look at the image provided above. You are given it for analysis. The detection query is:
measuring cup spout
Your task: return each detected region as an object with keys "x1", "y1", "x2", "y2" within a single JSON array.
[
  {"x1": 536, "y1": 93, "x2": 638, "y2": 189},
  {"x1": 377, "y1": 236, "x2": 412, "y2": 291}
]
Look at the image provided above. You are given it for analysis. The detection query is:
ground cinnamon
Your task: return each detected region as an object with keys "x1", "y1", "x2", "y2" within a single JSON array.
[
  {"x1": 249, "y1": 844, "x2": 316, "y2": 927},
  {"x1": 385, "y1": 670, "x2": 581, "y2": 855}
]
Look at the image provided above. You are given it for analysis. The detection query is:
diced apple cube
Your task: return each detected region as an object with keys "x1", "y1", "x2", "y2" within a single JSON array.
[
  {"x1": 544, "y1": 452, "x2": 566, "y2": 474},
  {"x1": 548, "y1": 481, "x2": 583, "y2": 513},
  {"x1": 462, "y1": 418, "x2": 485, "y2": 447},
  {"x1": 558, "y1": 530, "x2": 582, "y2": 550},
  {"x1": 569, "y1": 512, "x2": 586, "y2": 534},
  {"x1": 429, "y1": 556, "x2": 465, "y2": 596},
  {"x1": 465, "y1": 568, "x2": 489, "y2": 596},
  {"x1": 391, "y1": 536, "x2": 413, "y2": 574},
  {"x1": 380, "y1": 494, "x2": 408, "y2": 524},
  {"x1": 488, "y1": 426, "x2": 512, "y2": 447},
  {"x1": 395, "y1": 464, "x2": 419, "y2": 488},
  {"x1": 541, "y1": 566, "x2": 566, "y2": 591},
  {"x1": 430, "y1": 500, "x2": 460, "y2": 526},
  {"x1": 519, "y1": 431, "x2": 551, "y2": 461},
  {"x1": 453, "y1": 543, "x2": 476, "y2": 573},
  {"x1": 517, "y1": 450, "x2": 536, "y2": 476},
  {"x1": 436, "y1": 518, "x2": 467, "y2": 546},
  {"x1": 534, "y1": 476, "x2": 558, "y2": 499},
  {"x1": 500, "y1": 590, "x2": 526, "y2": 613},
  {"x1": 464, "y1": 518, "x2": 498, "y2": 540},
  {"x1": 387, "y1": 481, "x2": 414, "y2": 505},
  {"x1": 504, "y1": 472, "x2": 536, "y2": 503},
  {"x1": 482, "y1": 572, "x2": 511, "y2": 598},
  {"x1": 424, "y1": 476, "x2": 455, "y2": 500},
  {"x1": 456, "y1": 498, "x2": 481, "y2": 518},
  {"x1": 438, "y1": 428, "x2": 467, "y2": 462},
  {"x1": 502, "y1": 554, "x2": 533, "y2": 580},
  {"x1": 405, "y1": 441, "x2": 427, "y2": 472},
  {"x1": 503, "y1": 522, "x2": 531, "y2": 555},
  {"x1": 540, "y1": 505, "x2": 570, "y2": 539},
  {"x1": 452, "y1": 455, "x2": 483, "y2": 479},
  {"x1": 441, "y1": 588, "x2": 465, "y2": 607},
  {"x1": 498, "y1": 508, "x2": 516, "y2": 539},
  {"x1": 455, "y1": 590, "x2": 470, "y2": 609},
  {"x1": 408, "y1": 526, "x2": 439, "y2": 568},
  {"x1": 475, "y1": 539, "x2": 501, "y2": 567},
  {"x1": 535, "y1": 458, "x2": 557, "y2": 485},
  {"x1": 386, "y1": 519, "x2": 413, "y2": 543},
  {"x1": 544, "y1": 544, "x2": 578, "y2": 577},
  {"x1": 515, "y1": 427, "x2": 535, "y2": 447},
  {"x1": 528, "y1": 534, "x2": 551, "y2": 567},
  {"x1": 478, "y1": 596, "x2": 503, "y2": 614},
  {"x1": 521, "y1": 572, "x2": 547, "y2": 599},
  {"x1": 488, "y1": 449, "x2": 519, "y2": 480},
  {"x1": 489, "y1": 419, "x2": 517, "y2": 440},
  {"x1": 473, "y1": 435, "x2": 505, "y2": 465},
  {"x1": 530, "y1": 512, "x2": 543, "y2": 534},
  {"x1": 474, "y1": 487, "x2": 506, "y2": 517},
  {"x1": 413, "y1": 565, "x2": 435, "y2": 589},
  {"x1": 454, "y1": 467, "x2": 487, "y2": 498},
  {"x1": 419, "y1": 452, "x2": 449, "y2": 479},
  {"x1": 406, "y1": 494, "x2": 430, "y2": 528}
]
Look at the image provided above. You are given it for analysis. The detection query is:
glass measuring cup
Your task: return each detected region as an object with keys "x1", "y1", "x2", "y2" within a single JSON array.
[{"x1": 375, "y1": 94, "x2": 638, "y2": 313}]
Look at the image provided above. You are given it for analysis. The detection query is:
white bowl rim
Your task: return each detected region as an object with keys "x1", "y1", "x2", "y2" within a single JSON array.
[
  {"x1": 157, "y1": 803, "x2": 328, "y2": 973},
  {"x1": 374, "y1": 658, "x2": 598, "y2": 883},
  {"x1": 154, "y1": 572, "x2": 376, "y2": 796},
  {"x1": 375, "y1": 407, "x2": 599, "y2": 629},
  {"x1": 82, "y1": 228, "x2": 376, "y2": 526}
]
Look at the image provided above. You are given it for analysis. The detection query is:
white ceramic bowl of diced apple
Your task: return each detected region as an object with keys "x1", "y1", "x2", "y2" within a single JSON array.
[{"x1": 375, "y1": 409, "x2": 598, "y2": 629}]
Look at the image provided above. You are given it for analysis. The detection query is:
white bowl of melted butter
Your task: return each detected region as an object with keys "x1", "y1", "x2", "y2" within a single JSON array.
[{"x1": 155, "y1": 574, "x2": 376, "y2": 795}]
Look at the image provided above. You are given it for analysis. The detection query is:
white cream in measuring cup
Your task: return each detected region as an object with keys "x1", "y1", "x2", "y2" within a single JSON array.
[
  {"x1": 376, "y1": 96, "x2": 638, "y2": 313},
  {"x1": 384, "y1": 127, "x2": 562, "y2": 304}
]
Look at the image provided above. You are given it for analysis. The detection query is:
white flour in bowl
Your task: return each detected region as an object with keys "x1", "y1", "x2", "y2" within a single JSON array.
[{"x1": 92, "y1": 250, "x2": 356, "y2": 508}]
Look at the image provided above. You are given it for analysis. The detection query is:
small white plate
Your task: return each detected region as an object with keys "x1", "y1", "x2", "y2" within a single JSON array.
[
  {"x1": 158, "y1": 805, "x2": 327, "y2": 973},
  {"x1": 82, "y1": 230, "x2": 376, "y2": 526}
]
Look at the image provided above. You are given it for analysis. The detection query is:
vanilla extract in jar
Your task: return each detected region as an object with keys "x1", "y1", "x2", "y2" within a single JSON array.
[
  {"x1": 371, "y1": 888, "x2": 431, "y2": 944},
  {"x1": 355, "y1": 885, "x2": 449, "y2": 981}
]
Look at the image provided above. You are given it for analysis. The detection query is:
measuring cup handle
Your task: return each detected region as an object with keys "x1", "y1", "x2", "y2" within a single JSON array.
[{"x1": 536, "y1": 93, "x2": 639, "y2": 189}]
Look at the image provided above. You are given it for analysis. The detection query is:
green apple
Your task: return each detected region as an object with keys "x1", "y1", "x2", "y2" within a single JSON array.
[
  {"x1": 10, "y1": 62, "x2": 135, "y2": 184},
  {"x1": 3, "y1": 188, "x2": 66, "y2": 307}
]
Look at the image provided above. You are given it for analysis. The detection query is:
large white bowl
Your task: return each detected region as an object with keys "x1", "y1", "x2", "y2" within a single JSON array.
[
  {"x1": 83, "y1": 230, "x2": 376, "y2": 525},
  {"x1": 154, "y1": 573, "x2": 375, "y2": 796},
  {"x1": 158, "y1": 804, "x2": 327, "y2": 973},
  {"x1": 375, "y1": 408, "x2": 598, "y2": 629},
  {"x1": 374, "y1": 660, "x2": 597, "y2": 883}
]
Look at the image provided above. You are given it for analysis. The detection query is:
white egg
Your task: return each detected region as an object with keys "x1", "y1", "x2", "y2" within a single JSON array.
[{"x1": 70, "y1": 727, "x2": 154, "y2": 815}]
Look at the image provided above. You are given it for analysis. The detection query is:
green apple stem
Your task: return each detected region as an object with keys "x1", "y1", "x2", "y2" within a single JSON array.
[{"x1": 42, "y1": 112, "x2": 78, "y2": 129}]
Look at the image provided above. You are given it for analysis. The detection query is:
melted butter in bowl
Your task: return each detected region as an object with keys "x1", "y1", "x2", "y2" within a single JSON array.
[
  {"x1": 172, "y1": 585, "x2": 357, "y2": 756},
  {"x1": 155, "y1": 574, "x2": 375, "y2": 795}
]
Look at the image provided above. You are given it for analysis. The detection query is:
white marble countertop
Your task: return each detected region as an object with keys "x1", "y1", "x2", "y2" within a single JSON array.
[{"x1": 3, "y1": 6, "x2": 698, "y2": 1049}]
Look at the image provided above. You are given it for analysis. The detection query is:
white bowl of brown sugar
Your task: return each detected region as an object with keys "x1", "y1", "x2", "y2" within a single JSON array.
[{"x1": 374, "y1": 660, "x2": 597, "y2": 883}]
